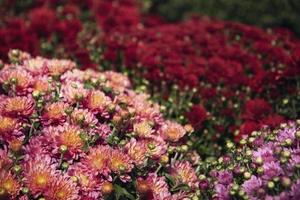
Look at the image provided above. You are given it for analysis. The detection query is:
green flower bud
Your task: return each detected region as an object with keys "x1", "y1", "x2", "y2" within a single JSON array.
[
  {"x1": 255, "y1": 157, "x2": 263, "y2": 165},
  {"x1": 244, "y1": 172, "x2": 251, "y2": 179},
  {"x1": 22, "y1": 187, "x2": 29, "y2": 194},
  {"x1": 61, "y1": 162, "x2": 69, "y2": 170},
  {"x1": 267, "y1": 181, "x2": 275, "y2": 189},
  {"x1": 59, "y1": 145, "x2": 68, "y2": 153},
  {"x1": 257, "y1": 167, "x2": 264, "y2": 175},
  {"x1": 180, "y1": 145, "x2": 188, "y2": 153}
]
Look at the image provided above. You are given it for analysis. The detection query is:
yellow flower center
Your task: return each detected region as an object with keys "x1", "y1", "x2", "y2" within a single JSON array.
[
  {"x1": 59, "y1": 130, "x2": 83, "y2": 150},
  {"x1": 134, "y1": 121, "x2": 152, "y2": 137},
  {"x1": 0, "y1": 117, "x2": 17, "y2": 133}
]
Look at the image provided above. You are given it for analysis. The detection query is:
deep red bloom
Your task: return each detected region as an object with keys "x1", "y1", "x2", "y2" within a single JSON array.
[{"x1": 186, "y1": 105, "x2": 207, "y2": 130}]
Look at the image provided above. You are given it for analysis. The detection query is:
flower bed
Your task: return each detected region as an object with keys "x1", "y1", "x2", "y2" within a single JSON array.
[{"x1": 0, "y1": 50, "x2": 200, "y2": 200}]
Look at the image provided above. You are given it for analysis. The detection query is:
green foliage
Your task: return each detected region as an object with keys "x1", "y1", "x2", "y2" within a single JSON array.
[{"x1": 146, "y1": 0, "x2": 300, "y2": 36}]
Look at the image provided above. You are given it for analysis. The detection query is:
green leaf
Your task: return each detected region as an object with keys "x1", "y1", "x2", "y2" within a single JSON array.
[
  {"x1": 164, "y1": 173, "x2": 176, "y2": 187},
  {"x1": 114, "y1": 184, "x2": 135, "y2": 200}
]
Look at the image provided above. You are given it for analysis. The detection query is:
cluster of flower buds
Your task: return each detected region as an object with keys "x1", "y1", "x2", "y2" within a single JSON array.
[
  {"x1": 0, "y1": 50, "x2": 200, "y2": 200},
  {"x1": 196, "y1": 120, "x2": 300, "y2": 200}
]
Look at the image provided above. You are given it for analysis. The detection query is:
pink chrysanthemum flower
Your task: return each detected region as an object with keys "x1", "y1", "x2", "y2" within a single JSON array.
[
  {"x1": 125, "y1": 138, "x2": 148, "y2": 166},
  {"x1": 145, "y1": 173, "x2": 171, "y2": 199},
  {"x1": 104, "y1": 71, "x2": 131, "y2": 92},
  {"x1": 0, "y1": 68, "x2": 32, "y2": 94},
  {"x1": 61, "y1": 69, "x2": 86, "y2": 82},
  {"x1": 160, "y1": 121, "x2": 187, "y2": 142},
  {"x1": 70, "y1": 108, "x2": 98, "y2": 127},
  {"x1": 47, "y1": 59, "x2": 76, "y2": 77},
  {"x1": 84, "y1": 90, "x2": 112, "y2": 113},
  {"x1": 0, "y1": 148, "x2": 12, "y2": 170},
  {"x1": 0, "y1": 96, "x2": 34, "y2": 117},
  {"x1": 82, "y1": 146, "x2": 111, "y2": 176},
  {"x1": 133, "y1": 121, "x2": 154, "y2": 138},
  {"x1": 0, "y1": 170, "x2": 21, "y2": 199},
  {"x1": 139, "y1": 137, "x2": 168, "y2": 160},
  {"x1": 33, "y1": 76, "x2": 52, "y2": 94},
  {"x1": 23, "y1": 57, "x2": 48, "y2": 75},
  {"x1": 23, "y1": 155, "x2": 56, "y2": 197},
  {"x1": 61, "y1": 81, "x2": 88, "y2": 104},
  {"x1": 47, "y1": 124, "x2": 84, "y2": 159},
  {"x1": 0, "y1": 115, "x2": 20, "y2": 141},
  {"x1": 41, "y1": 102, "x2": 69, "y2": 125},
  {"x1": 109, "y1": 149, "x2": 134, "y2": 174},
  {"x1": 170, "y1": 161, "x2": 199, "y2": 189},
  {"x1": 68, "y1": 165, "x2": 102, "y2": 199},
  {"x1": 44, "y1": 176, "x2": 79, "y2": 200}
]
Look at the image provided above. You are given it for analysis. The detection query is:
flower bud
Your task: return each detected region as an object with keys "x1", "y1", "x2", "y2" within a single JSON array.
[
  {"x1": 281, "y1": 177, "x2": 291, "y2": 188},
  {"x1": 160, "y1": 155, "x2": 169, "y2": 165},
  {"x1": 32, "y1": 90, "x2": 41, "y2": 99},
  {"x1": 243, "y1": 172, "x2": 251, "y2": 179},
  {"x1": 255, "y1": 157, "x2": 263, "y2": 165},
  {"x1": 257, "y1": 167, "x2": 264, "y2": 175},
  {"x1": 296, "y1": 131, "x2": 300, "y2": 139},
  {"x1": 61, "y1": 162, "x2": 69, "y2": 170},
  {"x1": 22, "y1": 187, "x2": 29, "y2": 194},
  {"x1": 180, "y1": 145, "x2": 188, "y2": 153},
  {"x1": 267, "y1": 181, "x2": 275, "y2": 189},
  {"x1": 59, "y1": 145, "x2": 68, "y2": 153}
]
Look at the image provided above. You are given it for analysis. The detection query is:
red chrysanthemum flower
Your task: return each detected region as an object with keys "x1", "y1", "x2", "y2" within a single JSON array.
[
  {"x1": 23, "y1": 155, "x2": 56, "y2": 197},
  {"x1": 0, "y1": 96, "x2": 34, "y2": 117},
  {"x1": 170, "y1": 161, "x2": 199, "y2": 189},
  {"x1": 44, "y1": 176, "x2": 79, "y2": 200},
  {"x1": 47, "y1": 124, "x2": 84, "y2": 159},
  {"x1": 41, "y1": 102, "x2": 69, "y2": 125},
  {"x1": 70, "y1": 108, "x2": 97, "y2": 127},
  {"x1": 0, "y1": 115, "x2": 20, "y2": 141},
  {"x1": 109, "y1": 149, "x2": 134, "y2": 174},
  {"x1": 84, "y1": 90, "x2": 112, "y2": 113},
  {"x1": 82, "y1": 146, "x2": 111, "y2": 176},
  {"x1": 0, "y1": 170, "x2": 21, "y2": 199},
  {"x1": 0, "y1": 68, "x2": 32, "y2": 94}
]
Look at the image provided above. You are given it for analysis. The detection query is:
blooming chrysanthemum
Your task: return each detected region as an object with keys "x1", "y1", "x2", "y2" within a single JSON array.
[
  {"x1": 82, "y1": 146, "x2": 111, "y2": 176},
  {"x1": 23, "y1": 57, "x2": 48, "y2": 75},
  {"x1": 0, "y1": 68, "x2": 32, "y2": 94},
  {"x1": 125, "y1": 138, "x2": 148, "y2": 166},
  {"x1": 70, "y1": 108, "x2": 97, "y2": 127},
  {"x1": 0, "y1": 115, "x2": 20, "y2": 140},
  {"x1": 0, "y1": 148, "x2": 12, "y2": 170},
  {"x1": 84, "y1": 90, "x2": 112, "y2": 113},
  {"x1": 170, "y1": 161, "x2": 199, "y2": 189},
  {"x1": 0, "y1": 170, "x2": 21, "y2": 199},
  {"x1": 104, "y1": 71, "x2": 131, "y2": 92},
  {"x1": 44, "y1": 176, "x2": 79, "y2": 200},
  {"x1": 41, "y1": 102, "x2": 69, "y2": 125},
  {"x1": 0, "y1": 96, "x2": 34, "y2": 117},
  {"x1": 160, "y1": 121, "x2": 187, "y2": 142},
  {"x1": 23, "y1": 155, "x2": 56, "y2": 197},
  {"x1": 33, "y1": 76, "x2": 52, "y2": 94},
  {"x1": 145, "y1": 173, "x2": 171, "y2": 199},
  {"x1": 109, "y1": 149, "x2": 134, "y2": 174},
  {"x1": 144, "y1": 138, "x2": 168, "y2": 159},
  {"x1": 47, "y1": 59, "x2": 76, "y2": 77},
  {"x1": 61, "y1": 81, "x2": 88, "y2": 104},
  {"x1": 50, "y1": 124, "x2": 84, "y2": 158},
  {"x1": 68, "y1": 165, "x2": 102, "y2": 199},
  {"x1": 133, "y1": 121, "x2": 153, "y2": 138},
  {"x1": 242, "y1": 175, "x2": 263, "y2": 198}
]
